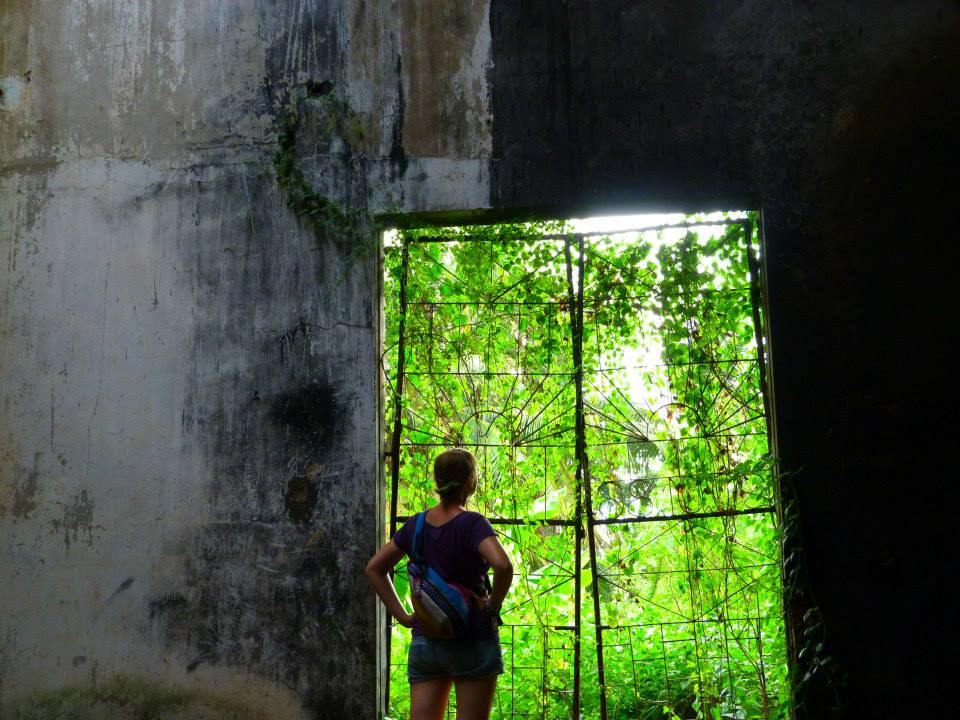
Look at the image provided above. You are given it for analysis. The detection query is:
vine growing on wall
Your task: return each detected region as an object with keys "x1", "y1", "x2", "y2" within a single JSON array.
[
  {"x1": 272, "y1": 82, "x2": 378, "y2": 257},
  {"x1": 779, "y1": 493, "x2": 848, "y2": 716}
]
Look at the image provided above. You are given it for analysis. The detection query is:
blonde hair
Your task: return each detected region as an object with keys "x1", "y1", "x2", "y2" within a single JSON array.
[{"x1": 434, "y1": 448, "x2": 477, "y2": 504}]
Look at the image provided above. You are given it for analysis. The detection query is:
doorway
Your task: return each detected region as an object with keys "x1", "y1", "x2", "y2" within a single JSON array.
[{"x1": 382, "y1": 212, "x2": 788, "y2": 719}]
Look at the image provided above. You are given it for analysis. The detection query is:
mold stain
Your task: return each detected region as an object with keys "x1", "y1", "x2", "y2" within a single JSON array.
[
  {"x1": 157, "y1": 517, "x2": 368, "y2": 717},
  {"x1": 92, "y1": 577, "x2": 135, "y2": 621},
  {"x1": 284, "y1": 462, "x2": 321, "y2": 523},
  {"x1": 50, "y1": 489, "x2": 99, "y2": 549},
  {"x1": 8, "y1": 453, "x2": 42, "y2": 519},
  {"x1": 148, "y1": 593, "x2": 188, "y2": 619},
  {"x1": 268, "y1": 383, "x2": 338, "y2": 444},
  {"x1": 8, "y1": 674, "x2": 262, "y2": 720}
]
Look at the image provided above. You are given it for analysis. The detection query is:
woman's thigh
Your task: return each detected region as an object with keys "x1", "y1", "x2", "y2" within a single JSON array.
[
  {"x1": 410, "y1": 677, "x2": 453, "y2": 720},
  {"x1": 453, "y1": 675, "x2": 498, "y2": 720}
]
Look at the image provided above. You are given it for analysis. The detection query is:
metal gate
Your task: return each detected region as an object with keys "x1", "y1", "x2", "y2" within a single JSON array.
[{"x1": 383, "y1": 217, "x2": 789, "y2": 719}]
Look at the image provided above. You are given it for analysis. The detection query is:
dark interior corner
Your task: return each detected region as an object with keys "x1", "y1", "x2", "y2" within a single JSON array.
[
  {"x1": 488, "y1": 5, "x2": 960, "y2": 718},
  {"x1": 776, "y1": 19, "x2": 960, "y2": 717}
]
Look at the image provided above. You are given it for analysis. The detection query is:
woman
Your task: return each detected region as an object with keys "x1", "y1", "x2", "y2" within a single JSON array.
[{"x1": 366, "y1": 448, "x2": 514, "y2": 720}]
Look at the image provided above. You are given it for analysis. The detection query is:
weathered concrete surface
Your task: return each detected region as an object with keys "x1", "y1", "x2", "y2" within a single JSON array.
[
  {"x1": 0, "y1": 152, "x2": 382, "y2": 717},
  {"x1": 401, "y1": 0, "x2": 491, "y2": 159},
  {"x1": 0, "y1": 3, "x2": 271, "y2": 165},
  {"x1": 491, "y1": 0, "x2": 957, "y2": 213},
  {"x1": 3, "y1": 0, "x2": 959, "y2": 718},
  {"x1": 3, "y1": 1, "x2": 388, "y2": 717},
  {"x1": 2, "y1": 0, "x2": 503, "y2": 715}
]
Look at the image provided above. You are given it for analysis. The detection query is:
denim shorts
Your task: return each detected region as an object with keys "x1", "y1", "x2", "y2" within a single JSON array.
[{"x1": 407, "y1": 636, "x2": 504, "y2": 683}]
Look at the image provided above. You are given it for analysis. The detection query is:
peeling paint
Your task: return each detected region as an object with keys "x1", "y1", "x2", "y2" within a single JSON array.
[
  {"x1": 284, "y1": 462, "x2": 322, "y2": 523},
  {"x1": 0, "y1": 76, "x2": 26, "y2": 111}
]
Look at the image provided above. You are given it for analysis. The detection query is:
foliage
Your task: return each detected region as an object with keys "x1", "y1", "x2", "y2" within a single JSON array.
[
  {"x1": 273, "y1": 86, "x2": 376, "y2": 255},
  {"x1": 779, "y1": 495, "x2": 847, "y2": 715},
  {"x1": 383, "y1": 216, "x2": 790, "y2": 719}
]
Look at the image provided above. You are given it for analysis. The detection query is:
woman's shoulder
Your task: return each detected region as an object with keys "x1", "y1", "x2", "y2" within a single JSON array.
[
  {"x1": 457, "y1": 511, "x2": 496, "y2": 541},
  {"x1": 456, "y1": 509, "x2": 490, "y2": 524}
]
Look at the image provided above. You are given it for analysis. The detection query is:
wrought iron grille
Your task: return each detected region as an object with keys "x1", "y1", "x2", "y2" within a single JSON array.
[{"x1": 382, "y1": 218, "x2": 789, "y2": 719}]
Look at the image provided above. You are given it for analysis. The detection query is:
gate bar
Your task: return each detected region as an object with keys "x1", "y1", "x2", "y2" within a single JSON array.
[
  {"x1": 566, "y1": 235, "x2": 608, "y2": 719},
  {"x1": 404, "y1": 218, "x2": 748, "y2": 244},
  {"x1": 564, "y1": 236, "x2": 584, "y2": 719},
  {"x1": 384, "y1": 238, "x2": 411, "y2": 711}
]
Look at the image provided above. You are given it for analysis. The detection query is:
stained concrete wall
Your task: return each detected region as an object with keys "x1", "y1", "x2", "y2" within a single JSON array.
[
  {"x1": 0, "y1": 1, "x2": 493, "y2": 717},
  {"x1": 3, "y1": 1, "x2": 958, "y2": 718}
]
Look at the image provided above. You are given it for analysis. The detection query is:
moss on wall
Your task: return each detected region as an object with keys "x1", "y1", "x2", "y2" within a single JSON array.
[
  {"x1": 273, "y1": 89, "x2": 373, "y2": 247},
  {"x1": 9, "y1": 675, "x2": 261, "y2": 720}
]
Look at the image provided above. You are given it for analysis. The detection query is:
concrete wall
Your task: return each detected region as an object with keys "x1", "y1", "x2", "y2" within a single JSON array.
[
  {"x1": 2, "y1": 2, "x2": 413, "y2": 717},
  {"x1": 3, "y1": 1, "x2": 958, "y2": 718}
]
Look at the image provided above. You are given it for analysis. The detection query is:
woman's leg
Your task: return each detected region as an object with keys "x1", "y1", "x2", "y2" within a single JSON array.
[
  {"x1": 410, "y1": 677, "x2": 453, "y2": 720},
  {"x1": 452, "y1": 675, "x2": 498, "y2": 720}
]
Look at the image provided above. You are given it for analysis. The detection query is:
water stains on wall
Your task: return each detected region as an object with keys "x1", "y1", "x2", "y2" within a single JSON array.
[
  {"x1": 269, "y1": 383, "x2": 339, "y2": 443},
  {"x1": 400, "y1": 0, "x2": 492, "y2": 159},
  {"x1": 4, "y1": 453, "x2": 42, "y2": 520},
  {"x1": 164, "y1": 143, "x2": 376, "y2": 715},
  {"x1": 49, "y1": 489, "x2": 99, "y2": 549}
]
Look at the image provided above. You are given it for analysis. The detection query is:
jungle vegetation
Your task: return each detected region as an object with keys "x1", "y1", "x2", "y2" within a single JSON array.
[{"x1": 382, "y1": 214, "x2": 789, "y2": 720}]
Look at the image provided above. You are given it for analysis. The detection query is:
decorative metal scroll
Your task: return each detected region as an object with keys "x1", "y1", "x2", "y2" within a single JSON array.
[{"x1": 383, "y1": 219, "x2": 789, "y2": 720}]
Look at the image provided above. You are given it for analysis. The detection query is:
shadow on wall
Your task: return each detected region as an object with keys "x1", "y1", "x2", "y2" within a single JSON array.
[{"x1": 785, "y1": 14, "x2": 960, "y2": 720}]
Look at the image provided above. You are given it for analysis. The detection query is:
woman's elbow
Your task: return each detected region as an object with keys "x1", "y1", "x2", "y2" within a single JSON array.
[{"x1": 495, "y1": 559, "x2": 514, "y2": 576}]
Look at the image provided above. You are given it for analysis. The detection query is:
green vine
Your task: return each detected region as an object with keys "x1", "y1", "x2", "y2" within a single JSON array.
[
  {"x1": 780, "y1": 492, "x2": 848, "y2": 716},
  {"x1": 272, "y1": 84, "x2": 377, "y2": 254},
  {"x1": 384, "y1": 218, "x2": 794, "y2": 719}
]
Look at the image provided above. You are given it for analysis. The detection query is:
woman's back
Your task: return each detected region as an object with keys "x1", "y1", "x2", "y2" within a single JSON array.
[
  {"x1": 365, "y1": 448, "x2": 512, "y2": 719},
  {"x1": 393, "y1": 507, "x2": 497, "y2": 639}
]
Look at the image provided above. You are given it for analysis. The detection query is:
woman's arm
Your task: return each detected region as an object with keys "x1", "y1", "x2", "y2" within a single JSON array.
[
  {"x1": 364, "y1": 540, "x2": 415, "y2": 628},
  {"x1": 477, "y1": 535, "x2": 514, "y2": 613}
]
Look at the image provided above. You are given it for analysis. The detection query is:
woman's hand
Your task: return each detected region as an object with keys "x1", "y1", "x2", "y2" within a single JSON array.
[{"x1": 475, "y1": 595, "x2": 501, "y2": 630}]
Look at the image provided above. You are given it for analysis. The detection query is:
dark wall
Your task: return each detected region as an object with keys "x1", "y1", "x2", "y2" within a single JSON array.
[{"x1": 490, "y1": 2, "x2": 959, "y2": 717}]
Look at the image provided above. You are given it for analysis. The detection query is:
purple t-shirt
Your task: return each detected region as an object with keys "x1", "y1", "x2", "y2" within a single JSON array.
[{"x1": 393, "y1": 510, "x2": 498, "y2": 639}]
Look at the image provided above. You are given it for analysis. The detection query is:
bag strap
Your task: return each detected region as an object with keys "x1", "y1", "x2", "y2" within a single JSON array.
[
  {"x1": 411, "y1": 511, "x2": 491, "y2": 610},
  {"x1": 411, "y1": 510, "x2": 426, "y2": 564}
]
